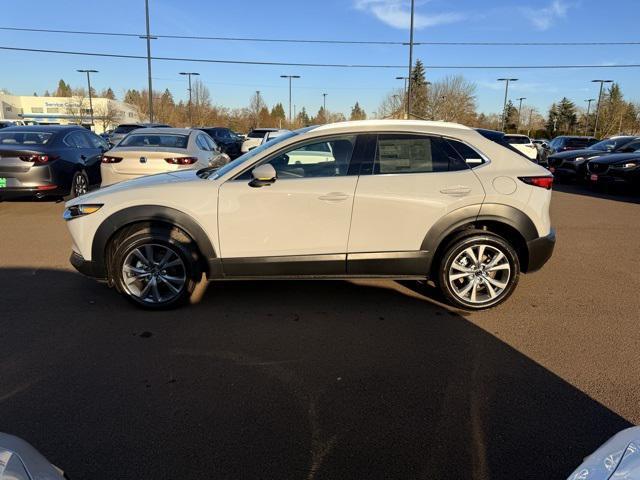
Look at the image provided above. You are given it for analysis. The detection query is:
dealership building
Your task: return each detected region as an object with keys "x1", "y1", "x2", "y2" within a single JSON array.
[{"x1": 0, "y1": 92, "x2": 141, "y2": 133}]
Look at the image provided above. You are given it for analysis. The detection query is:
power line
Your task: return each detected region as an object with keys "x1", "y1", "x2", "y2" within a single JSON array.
[
  {"x1": 2, "y1": 45, "x2": 640, "y2": 70},
  {"x1": 1, "y1": 26, "x2": 639, "y2": 47}
]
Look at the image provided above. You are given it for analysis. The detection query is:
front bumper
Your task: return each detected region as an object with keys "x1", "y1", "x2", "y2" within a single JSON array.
[
  {"x1": 70, "y1": 251, "x2": 106, "y2": 279},
  {"x1": 526, "y1": 229, "x2": 556, "y2": 273}
]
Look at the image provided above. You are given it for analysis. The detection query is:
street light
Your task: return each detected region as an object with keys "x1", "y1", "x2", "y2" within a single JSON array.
[
  {"x1": 76, "y1": 69, "x2": 98, "y2": 128},
  {"x1": 179, "y1": 72, "x2": 200, "y2": 126},
  {"x1": 322, "y1": 93, "x2": 329, "y2": 123},
  {"x1": 498, "y1": 78, "x2": 518, "y2": 131},
  {"x1": 591, "y1": 80, "x2": 613, "y2": 138},
  {"x1": 516, "y1": 97, "x2": 526, "y2": 132},
  {"x1": 584, "y1": 98, "x2": 596, "y2": 135},
  {"x1": 280, "y1": 75, "x2": 300, "y2": 123},
  {"x1": 396, "y1": 76, "x2": 409, "y2": 105}
]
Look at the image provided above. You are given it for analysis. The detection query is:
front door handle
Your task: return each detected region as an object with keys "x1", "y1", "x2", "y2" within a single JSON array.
[
  {"x1": 440, "y1": 186, "x2": 472, "y2": 196},
  {"x1": 319, "y1": 192, "x2": 350, "y2": 202},
  {"x1": 80, "y1": 155, "x2": 87, "y2": 160}
]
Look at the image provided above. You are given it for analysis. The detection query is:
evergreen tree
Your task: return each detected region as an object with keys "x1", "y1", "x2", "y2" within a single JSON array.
[
  {"x1": 270, "y1": 103, "x2": 286, "y2": 122},
  {"x1": 546, "y1": 103, "x2": 559, "y2": 135},
  {"x1": 102, "y1": 88, "x2": 116, "y2": 100},
  {"x1": 503, "y1": 100, "x2": 518, "y2": 132},
  {"x1": 43, "y1": 90, "x2": 50, "y2": 97},
  {"x1": 297, "y1": 107, "x2": 310, "y2": 125},
  {"x1": 55, "y1": 79, "x2": 72, "y2": 97},
  {"x1": 409, "y1": 59, "x2": 428, "y2": 117},
  {"x1": 557, "y1": 97, "x2": 577, "y2": 134},
  {"x1": 349, "y1": 102, "x2": 367, "y2": 121},
  {"x1": 315, "y1": 106, "x2": 327, "y2": 124}
]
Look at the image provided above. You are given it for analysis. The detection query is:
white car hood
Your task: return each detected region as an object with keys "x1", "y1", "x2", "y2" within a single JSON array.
[{"x1": 66, "y1": 169, "x2": 202, "y2": 207}]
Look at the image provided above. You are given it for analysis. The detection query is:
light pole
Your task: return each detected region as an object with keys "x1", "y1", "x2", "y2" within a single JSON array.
[
  {"x1": 584, "y1": 98, "x2": 596, "y2": 135},
  {"x1": 516, "y1": 97, "x2": 526, "y2": 132},
  {"x1": 498, "y1": 78, "x2": 518, "y2": 131},
  {"x1": 322, "y1": 93, "x2": 327, "y2": 112},
  {"x1": 406, "y1": 0, "x2": 415, "y2": 119},
  {"x1": 76, "y1": 69, "x2": 98, "y2": 128},
  {"x1": 280, "y1": 75, "x2": 300, "y2": 124},
  {"x1": 179, "y1": 72, "x2": 200, "y2": 126},
  {"x1": 396, "y1": 76, "x2": 409, "y2": 104},
  {"x1": 140, "y1": 0, "x2": 157, "y2": 122},
  {"x1": 592, "y1": 79, "x2": 613, "y2": 138}
]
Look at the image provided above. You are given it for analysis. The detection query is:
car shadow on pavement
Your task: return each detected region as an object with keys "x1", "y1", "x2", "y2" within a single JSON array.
[
  {"x1": 554, "y1": 182, "x2": 640, "y2": 204},
  {"x1": 0, "y1": 268, "x2": 631, "y2": 480}
]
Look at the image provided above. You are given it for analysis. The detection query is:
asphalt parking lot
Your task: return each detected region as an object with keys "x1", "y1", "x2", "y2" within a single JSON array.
[{"x1": 1, "y1": 185, "x2": 639, "y2": 480}]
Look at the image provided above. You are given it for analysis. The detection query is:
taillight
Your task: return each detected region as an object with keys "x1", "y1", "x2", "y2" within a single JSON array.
[
  {"x1": 164, "y1": 156, "x2": 197, "y2": 165},
  {"x1": 19, "y1": 154, "x2": 53, "y2": 164},
  {"x1": 519, "y1": 176, "x2": 554, "y2": 190},
  {"x1": 101, "y1": 155, "x2": 123, "y2": 163}
]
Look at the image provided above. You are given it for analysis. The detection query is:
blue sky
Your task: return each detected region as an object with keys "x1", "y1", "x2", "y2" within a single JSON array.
[{"x1": 0, "y1": 0, "x2": 638, "y2": 118}]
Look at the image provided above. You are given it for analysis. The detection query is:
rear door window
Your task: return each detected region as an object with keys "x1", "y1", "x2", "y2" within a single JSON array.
[{"x1": 373, "y1": 134, "x2": 468, "y2": 175}]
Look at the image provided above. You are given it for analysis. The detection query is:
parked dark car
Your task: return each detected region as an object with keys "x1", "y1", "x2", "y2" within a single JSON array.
[
  {"x1": 0, "y1": 120, "x2": 17, "y2": 129},
  {"x1": 548, "y1": 136, "x2": 640, "y2": 182},
  {"x1": 587, "y1": 151, "x2": 640, "y2": 189},
  {"x1": 108, "y1": 123, "x2": 171, "y2": 146},
  {"x1": 196, "y1": 127, "x2": 243, "y2": 159},
  {"x1": 0, "y1": 125, "x2": 109, "y2": 200},
  {"x1": 548, "y1": 135, "x2": 599, "y2": 155}
]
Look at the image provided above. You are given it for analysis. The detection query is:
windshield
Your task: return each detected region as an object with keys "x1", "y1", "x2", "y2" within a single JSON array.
[
  {"x1": 114, "y1": 125, "x2": 142, "y2": 134},
  {"x1": 0, "y1": 131, "x2": 53, "y2": 145},
  {"x1": 247, "y1": 129, "x2": 272, "y2": 139},
  {"x1": 119, "y1": 134, "x2": 189, "y2": 148},
  {"x1": 199, "y1": 128, "x2": 314, "y2": 179},
  {"x1": 504, "y1": 136, "x2": 531, "y2": 145},
  {"x1": 590, "y1": 137, "x2": 634, "y2": 152}
]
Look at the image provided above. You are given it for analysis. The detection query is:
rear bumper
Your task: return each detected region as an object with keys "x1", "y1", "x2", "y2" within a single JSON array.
[
  {"x1": 526, "y1": 229, "x2": 556, "y2": 273},
  {"x1": 70, "y1": 251, "x2": 106, "y2": 279},
  {"x1": 0, "y1": 163, "x2": 65, "y2": 197}
]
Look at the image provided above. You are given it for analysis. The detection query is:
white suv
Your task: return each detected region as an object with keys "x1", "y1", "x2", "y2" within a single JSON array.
[{"x1": 64, "y1": 120, "x2": 555, "y2": 310}]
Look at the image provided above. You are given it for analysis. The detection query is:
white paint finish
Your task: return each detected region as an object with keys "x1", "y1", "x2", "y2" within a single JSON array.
[
  {"x1": 218, "y1": 176, "x2": 358, "y2": 258},
  {"x1": 348, "y1": 169, "x2": 486, "y2": 253},
  {"x1": 492, "y1": 176, "x2": 518, "y2": 195}
]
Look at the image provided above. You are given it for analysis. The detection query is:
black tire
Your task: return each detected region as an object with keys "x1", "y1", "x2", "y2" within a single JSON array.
[
  {"x1": 437, "y1": 232, "x2": 520, "y2": 310},
  {"x1": 111, "y1": 224, "x2": 201, "y2": 310},
  {"x1": 67, "y1": 170, "x2": 89, "y2": 199}
]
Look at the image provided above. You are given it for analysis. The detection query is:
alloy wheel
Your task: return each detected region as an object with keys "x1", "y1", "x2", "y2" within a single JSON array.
[
  {"x1": 74, "y1": 173, "x2": 88, "y2": 197},
  {"x1": 121, "y1": 244, "x2": 186, "y2": 304},
  {"x1": 448, "y1": 244, "x2": 511, "y2": 305}
]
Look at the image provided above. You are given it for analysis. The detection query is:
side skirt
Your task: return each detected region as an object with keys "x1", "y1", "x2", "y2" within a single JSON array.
[{"x1": 209, "y1": 251, "x2": 431, "y2": 279}]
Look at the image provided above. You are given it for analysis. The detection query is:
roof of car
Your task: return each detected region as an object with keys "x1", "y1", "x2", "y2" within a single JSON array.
[
  {"x1": 504, "y1": 134, "x2": 529, "y2": 138},
  {"x1": 0, "y1": 125, "x2": 86, "y2": 133},
  {"x1": 128, "y1": 127, "x2": 195, "y2": 135},
  {"x1": 313, "y1": 119, "x2": 472, "y2": 135}
]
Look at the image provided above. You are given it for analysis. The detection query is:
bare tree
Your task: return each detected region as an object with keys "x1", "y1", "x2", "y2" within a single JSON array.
[
  {"x1": 248, "y1": 91, "x2": 266, "y2": 128},
  {"x1": 65, "y1": 94, "x2": 88, "y2": 125},
  {"x1": 426, "y1": 75, "x2": 477, "y2": 124},
  {"x1": 94, "y1": 101, "x2": 120, "y2": 132}
]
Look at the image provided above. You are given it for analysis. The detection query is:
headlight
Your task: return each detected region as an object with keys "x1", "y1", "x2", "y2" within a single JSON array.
[
  {"x1": 613, "y1": 161, "x2": 639, "y2": 170},
  {"x1": 63, "y1": 204, "x2": 103, "y2": 221}
]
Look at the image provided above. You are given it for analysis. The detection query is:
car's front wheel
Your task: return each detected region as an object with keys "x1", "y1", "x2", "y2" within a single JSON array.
[
  {"x1": 111, "y1": 225, "x2": 201, "y2": 309},
  {"x1": 437, "y1": 232, "x2": 520, "y2": 310}
]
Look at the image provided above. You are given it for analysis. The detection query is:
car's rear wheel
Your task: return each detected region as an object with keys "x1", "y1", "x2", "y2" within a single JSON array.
[
  {"x1": 112, "y1": 225, "x2": 200, "y2": 309},
  {"x1": 437, "y1": 232, "x2": 520, "y2": 310},
  {"x1": 69, "y1": 170, "x2": 89, "y2": 198}
]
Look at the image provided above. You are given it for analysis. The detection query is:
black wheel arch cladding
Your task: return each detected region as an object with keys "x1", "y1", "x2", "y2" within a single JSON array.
[{"x1": 91, "y1": 205, "x2": 217, "y2": 278}]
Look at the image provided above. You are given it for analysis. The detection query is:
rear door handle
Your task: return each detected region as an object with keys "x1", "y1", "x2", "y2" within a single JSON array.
[
  {"x1": 319, "y1": 192, "x2": 350, "y2": 202},
  {"x1": 440, "y1": 186, "x2": 472, "y2": 196}
]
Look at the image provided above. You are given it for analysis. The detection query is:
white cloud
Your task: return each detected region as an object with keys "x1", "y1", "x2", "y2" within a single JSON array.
[
  {"x1": 354, "y1": 0, "x2": 465, "y2": 30},
  {"x1": 523, "y1": 0, "x2": 572, "y2": 30}
]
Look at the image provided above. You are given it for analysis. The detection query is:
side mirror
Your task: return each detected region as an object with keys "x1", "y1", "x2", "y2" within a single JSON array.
[{"x1": 249, "y1": 163, "x2": 276, "y2": 188}]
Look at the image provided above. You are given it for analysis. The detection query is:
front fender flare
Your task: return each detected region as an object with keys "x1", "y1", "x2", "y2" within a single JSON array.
[{"x1": 91, "y1": 205, "x2": 217, "y2": 278}]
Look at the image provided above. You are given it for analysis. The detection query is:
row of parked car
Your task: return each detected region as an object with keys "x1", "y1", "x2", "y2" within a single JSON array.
[
  {"x1": 0, "y1": 123, "x2": 292, "y2": 199},
  {"x1": 498, "y1": 132, "x2": 640, "y2": 189}
]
